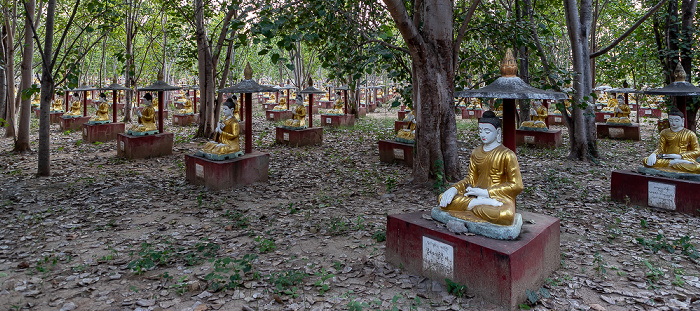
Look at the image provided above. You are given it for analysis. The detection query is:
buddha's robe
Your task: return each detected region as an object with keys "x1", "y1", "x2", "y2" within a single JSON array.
[
  {"x1": 643, "y1": 128, "x2": 700, "y2": 173},
  {"x1": 203, "y1": 117, "x2": 240, "y2": 154},
  {"x1": 178, "y1": 100, "x2": 194, "y2": 114},
  {"x1": 131, "y1": 106, "x2": 156, "y2": 132},
  {"x1": 65, "y1": 100, "x2": 82, "y2": 116},
  {"x1": 90, "y1": 102, "x2": 110, "y2": 121},
  {"x1": 284, "y1": 105, "x2": 306, "y2": 127}
]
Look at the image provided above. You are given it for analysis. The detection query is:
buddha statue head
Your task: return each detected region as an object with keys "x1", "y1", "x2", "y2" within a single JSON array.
[
  {"x1": 279, "y1": 97, "x2": 286, "y2": 105},
  {"x1": 223, "y1": 97, "x2": 236, "y2": 118},
  {"x1": 668, "y1": 107, "x2": 685, "y2": 132},
  {"x1": 72, "y1": 93, "x2": 80, "y2": 101},
  {"x1": 98, "y1": 93, "x2": 107, "y2": 103},
  {"x1": 479, "y1": 111, "x2": 502, "y2": 145},
  {"x1": 143, "y1": 93, "x2": 153, "y2": 106},
  {"x1": 533, "y1": 100, "x2": 542, "y2": 108},
  {"x1": 617, "y1": 95, "x2": 624, "y2": 103}
]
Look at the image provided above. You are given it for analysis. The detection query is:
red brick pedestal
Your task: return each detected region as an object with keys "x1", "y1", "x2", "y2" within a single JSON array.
[
  {"x1": 266, "y1": 110, "x2": 293, "y2": 122},
  {"x1": 395, "y1": 121, "x2": 409, "y2": 133},
  {"x1": 546, "y1": 114, "x2": 565, "y2": 126},
  {"x1": 594, "y1": 112, "x2": 615, "y2": 122},
  {"x1": 275, "y1": 127, "x2": 323, "y2": 147},
  {"x1": 515, "y1": 129, "x2": 562, "y2": 149},
  {"x1": 317, "y1": 100, "x2": 333, "y2": 109},
  {"x1": 462, "y1": 109, "x2": 484, "y2": 119},
  {"x1": 386, "y1": 211, "x2": 560, "y2": 310},
  {"x1": 185, "y1": 152, "x2": 269, "y2": 190},
  {"x1": 378, "y1": 140, "x2": 414, "y2": 167},
  {"x1": 262, "y1": 103, "x2": 277, "y2": 111},
  {"x1": 640, "y1": 108, "x2": 663, "y2": 118},
  {"x1": 368, "y1": 103, "x2": 377, "y2": 112},
  {"x1": 82, "y1": 122, "x2": 125, "y2": 143},
  {"x1": 320, "y1": 114, "x2": 355, "y2": 127},
  {"x1": 60, "y1": 116, "x2": 92, "y2": 131},
  {"x1": 50, "y1": 112, "x2": 65, "y2": 124},
  {"x1": 358, "y1": 106, "x2": 367, "y2": 116},
  {"x1": 597, "y1": 124, "x2": 640, "y2": 141},
  {"x1": 398, "y1": 110, "x2": 409, "y2": 121},
  {"x1": 611, "y1": 170, "x2": 700, "y2": 216},
  {"x1": 173, "y1": 113, "x2": 199, "y2": 126},
  {"x1": 116, "y1": 132, "x2": 173, "y2": 159}
]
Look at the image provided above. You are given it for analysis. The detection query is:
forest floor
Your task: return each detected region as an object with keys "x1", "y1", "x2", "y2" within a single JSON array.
[{"x1": 0, "y1": 101, "x2": 698, "y2": 311}]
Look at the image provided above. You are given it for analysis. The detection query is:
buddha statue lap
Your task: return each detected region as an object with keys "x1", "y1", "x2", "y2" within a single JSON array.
[
  {"x1": 51, "y1": 98, "x2": 64, "y2": 112},
  {"x1": 642, "y1": 108, "x2": 700, "y2": 174},
  {"x1": 128, "y1": 93, "x2": 157, "y2": 135},
  {"x1": 606, "y1": 95, "x2": 632, "y2": 125},
  {"x1": 178, "y1": 97, "x2": 194, "y2": 115},
  {"x1": 31, "y1": 95, "x2": 40, "y2": 108},
  {"x1": 199, "y1": 97, "x2": 242, "y2": 160},
  {"x1": 520, "y1": 100, "x2": 548, "y2": 130},
  {"x1": 88, "y1": 93, "x2": 111, "y2": 124},
  {"x1": 272, "y1": 98, "x2": 288, "y2": 111},
  {"x1": 284, "y1": 97, "x2": 307, "y2": 128},
  {"x1": 396, "y1": 110, "x2": 416, "y2": 143},
  {"x1": 327, "y1": 92, "x2": 344, "y2": 115},
  {"x1": 63, "y1": 93, "x2": 83, "y2": 118}
]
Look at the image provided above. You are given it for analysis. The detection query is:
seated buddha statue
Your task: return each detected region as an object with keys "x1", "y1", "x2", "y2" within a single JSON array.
[
  {"x1": 436, "y1": 111, "x2": 524, "y2": 226},
  {"x1": 467, "y1": 99, "x2": 482, "y2": 110},
  {"x1": 396, "y1": 110, "x2": 416, "y2": 143},
  {"x1": 178, "y1": 96, "x2": 194, "y2": 114},
  {"x1": 51, "y1": 98, "x2": 64, "y2": 112},
  {"x1": 284, "y1": 99, "x2": 307, "y2": 128},
  {"x1": 88, "y1": 93, "x2": 111, "y2": 124},
  {"x1": 31, "y1": 95, "x2": 40, "y2": 108},
  {"x1": 606, "y1": 95, "x2": 631, "y2": 124},
  {"x1": 327, "y1": 92, "x2": 344, "y2": 115},
  {"x1": 200, "y1": 98, "x2": 242, "y2": 159},
  {"x1": 232, "y1": 96, "x2": 241, "y2": 120},
  {"x1": 266, "y1": 93, "x2": 277, "y2": 104},
  {"x1": 595, "y1": 92, "x2": 609, "y2": 108},
  {"x1": 495, "y1": 103, "x2": 503, "y2": 117},
  {"x1": 272, "y1": 98, "x2": 288, "y2": 111},
  {"x1": 520, "y1": 100, "x2": 548, "y2": 129},
  {"x1": 128, "y1": 93, "x2": 157, "y2": 134},
  {"x1": 63, "y1": 93, "x2": 83, "y2": 118},
  {"x1": 643, "y1": 108, "x2": 700, "y2": 174},
  {"x1": 601, "y1": 95, "x2": 617, "y2": 113}
]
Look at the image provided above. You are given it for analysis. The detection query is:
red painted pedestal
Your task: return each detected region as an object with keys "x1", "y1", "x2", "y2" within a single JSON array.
[
  {"x1": 317, "y1": 100, "x2": 333, "y2": 109},
  {"x1": 462, "y1": 109, "x2": 484, "y2": 119},
  {"x1": 398, "y1": 110, "x2": 409, "y2": 121},
  {"x1": 596, "y1": 124, "x2": 641, "y2": 141},
  {"x1": 185, "y1": 152, "x2": 269, "y2": 190},
  {"x1": 395, "y1": 121, "x2": 409, "y2": 133},
  {"x1": 640, "y1": 108, "x2": 663, "y2": 118},
  {"x1": 263, "y1": 103, "x2": 277, "y2": 111},
  {"x1": 368, "y1": 103, "x2": 377, "y2": 112},
  {"x1": 60, "y1": 116, "x2": 92, "y2": 131},
  {"x1": 266, "y1": 110, "x2": 293, "y2": 122},
  {"x1": 611, "y1": 170, "x2": 700, "y2": 216},
  {"x1": 546, "y1": 114, "x2": 565, "y2": 126},
  {"x1": 515, "y1": 129, "x2": 562, "y2": 149},
  {"x1": 116, "y1": 132, "x2": 174, "y2": 159},
  {"x1": 320, "y1": 114, "x2": 355, "y2": 127},
  {"x1": 378, "y1": 140, "x2": 414, "y2": 167},
  {"x1": 275, "y1": 127, "x2": 323, "y2": 147},
  {"x1": 173, "y1": 113, "x2": 199, "y2": 126},
  {"x1": 386, "y1": 211, "x2": 560, "y2": 310},
  {"x1": 594, "y1": 112, "x2": 615, "y2": 123},
  {"x1": 50, "y1": 112, "x2": 65, "y2": 124},
  {"x1": 358, "y1": 107, "x2": 367, "y2": 116},
  {"x1": 82, "y1": 122, "x2": 125, "y2": 143}
]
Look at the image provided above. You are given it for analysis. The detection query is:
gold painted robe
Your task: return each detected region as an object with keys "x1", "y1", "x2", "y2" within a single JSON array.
[
  {"x1": 203, "y1": 117, "x2": 240, "y2": 154},
  {"x1": 521, "y1": 105, "x2": 548, "y2": 128},
  {"x1": 284, "y1": 105, "x2": 306, "y2": 127},
  {"x1": 90, "y1": 103, "x2": 110, "y2": 121},
  {"x1": 396, "y1": 120, "x2": 416, "y2": 141},
  {"x1": 65, "y1": 100, "x2": 82, "y2": 116},
  {"x1": 131, "y1": 106, "x2": 156, "y2": 132},
  {"x1": 643, "y1": 128, "x2": 700, "y2": 173},
  {"x1": 439, "y1": 145, "x2": 524, "y2": 225},
  {"x1": 329, "y1": 98, "x2": 344, "y2": 114},
  {"x1": 178, "y1": 99, "x2": 194, "y2": 114}
]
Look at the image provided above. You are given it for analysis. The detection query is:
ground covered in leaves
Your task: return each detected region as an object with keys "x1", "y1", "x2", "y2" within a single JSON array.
[{"x1": 0, "y1": 103, "x2": 699, "y2": 311}]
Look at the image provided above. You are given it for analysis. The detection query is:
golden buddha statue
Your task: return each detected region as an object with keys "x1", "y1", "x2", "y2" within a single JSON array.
[
  {"x1": 266, "y1": 93, "x2": 277, "y2": 104},
  {"x1": 200, "y1": 98, "x2": 241, "y2": 158},
  {"x1": 129, "y1": 93, "x2": 157, "y2": 134},
  {"x1": 63, "y1": 93, "x2": 83, "y2": 118},
  {"x1": 643, "y1": 108, "x2": 700, "y2": 174},
  {"x1": 495, "y1": 103, "x2": 503, "y2": 117},
  {"x1": 272, "y1": 98, "x2": 288, "y2": 111},
  {"x1": 88, "y1": 93, "x2": 111, "y2": 123},
  {"x1": 284, "y1": 99, "x2": 307, "y2": 128},
  {"x1": 51, "y1": 98, "x2": 64, "y2": 112},
  {"x1": 520, "y1": 100, "x2": 548, "y2": 129},
  {"x1": 606, "y1": 95, "x2": 631, "y2": 124},
  {"x1": 31, "y1": 95, "x2": 40, "y2": 108},
  {"x1": 438, "y1": 111, "x2": 523, "y2": 226},
  {"x1": 178, "y1": 97, "x2": 194, "y2": 114},
  {"x1": 396, "y1": 110, "x2": 416, "y2": 142},
  {"x1": 233, "y1": 96, "x2": 241, "y2": 120},
  {"x1": 327, "y1": 92, "x2": 344, "y2": 114}
]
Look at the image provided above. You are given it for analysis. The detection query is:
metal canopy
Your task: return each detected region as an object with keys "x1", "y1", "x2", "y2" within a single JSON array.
[
  {"x1": 455, "y1": 77, "x2": 567, "y2": 100},
  {"x1": 299, "y1": 77, "x2": 325, "y2": 94},
  {"x1": 73, "y1": 84, "x2": 97, "y2": 92},
  {"x1": 604, "y1": 88, "x2": 639, "y2": 94},
  {"x1": 645, "y1": 62, "x2": 700, "y2": 96},
  {"x1": 218, "y1": 64, "x2": 277, "y2": 93},
  {"x1": 335, "y1": 85, "x2": 350, "y2": 91},
  {"x1": 98, "y1": 83, "x2": 132, "y2": 91},
  {"x1": 137, "y1": 80, "x2": 181, "y2": 92}
]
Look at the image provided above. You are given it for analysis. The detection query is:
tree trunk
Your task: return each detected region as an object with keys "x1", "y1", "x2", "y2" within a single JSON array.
[
  {"x1": 680, "y1": 0, "x2": 698, "y2": 131},
  {"x1": 15, "y1": 0, "x2": 35, "y2": 153},
  {"x1": 516, "y1": 0, "x2": 531, "y2": 124},
  {"x1": 195, "y1": 0, "x2": 215, "y2": 138},
  {"x1": 38, "y1": 0, "x2": 56, "y2": 176},
  {"x1": 3, "y1": 4, "x2": 17, "y2": 138}
]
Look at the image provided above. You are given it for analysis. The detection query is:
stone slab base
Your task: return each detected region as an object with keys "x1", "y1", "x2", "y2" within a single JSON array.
[
  {"x1": 611, "y1": 170, "x2": 700, "y2": 216},
  {"x1": 378, "y1": 140, "x2": 414, "y2": 167},
  {"x1": 640, "y1": 108, "x2": 663, "y2": 118},
  {"x1": 82, "y1": 122, "x2": 125, "y2": 143},
  {"x1": 462, "y1": 109, "x2": 484, "y2": 119},
  {"x1": 546, "y1": 115, "x2": 565, "y2": 126},
  {"x1": 173, "y1": 113, "x2": 199, "y2": 126},
  {"x1": 117, "y1": 132, "x2": 173, "y2": 159},
  {"x1": 275, "y1": 127, "x2": 323, "y2": 147},
  {"x1": 266, "y1": 110, "x2": 293, "y2": 122},
  {"x1": 594, "y1": 112, "x2": 615, "y2": 123},
  {"x1": 395, "y1": 121, "x2": 409, "y2": 133},
  {"x1": 386, "y1": 211, "x2": 560, "y2": 310},
  {"x1": 398, "y1": 110, "x2": 409, "y2": 121},
  {"x1": 515, "y1": 129, "x2": 562, "y2": 149},
  {"x1": 321, "y1": 114, "x2": 355, "y2": 127},
  {"x1": 50, "y1": 112, "x2": 65, "y2": 124},
  {"x1": 185, "y1": 152, "x2": 269, "y2": 190},
  {"x1": 597, "y1": 123, "x2": 640, "y2": 141},
  {"x1": 60, "y1": 116, "x2": 92, "y2": 131}
]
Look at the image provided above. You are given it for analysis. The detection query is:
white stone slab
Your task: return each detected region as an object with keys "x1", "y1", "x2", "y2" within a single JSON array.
[
  {"x1": 609, "y1": 127, "x2": 625, "y2": 138},
  {"x1": 422, "y1": 236, "x2": 454, "y2": 279},
  {"x1": 648, "y1": 181, "x2": 676, "y2": 210},
  {"x1": 283, "y1": 132, "x2": 289, "y2": 141},
  {"x1": 555, "y1": 117, "x2": 562, "y2": 123},
  {"x1": 393, "y1": 148, "x2": 404, "y2": 160},
  {"x1": 195, "y1": 163, "x2": 204, "y2": 178},
  {"x1": 326, "y1": 117, "x2": 332, "y2": 124},
  {"x1": 524, "y1": 135, "x2": 535, "y2": 144}
]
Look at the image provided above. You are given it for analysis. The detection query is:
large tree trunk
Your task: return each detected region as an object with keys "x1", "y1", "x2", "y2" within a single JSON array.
[
  {"x1": 3, "y1": 4, "x2": 17, "y2": 138},
  {"x1": 680, "y1": 0, "x2": 698, "y2": 132},
  {"x1": 38, "y1": 0, "x2": 56, "y2": 176},
  {"x1": 15, "y1": 0, "x2": 35, "y2": 153},
  {"x1": 194, "y1": 0, "x2": 215, "y2": 138},
  {"x1": 516, "y1": 0, "x2": 531, "y2": 124}
]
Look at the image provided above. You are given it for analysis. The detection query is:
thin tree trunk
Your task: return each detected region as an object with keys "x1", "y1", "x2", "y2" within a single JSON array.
[
  {"x1": 38, "y1": 0, "x2": 56, "y2": 176},
  {"x1": 15, "y1": 0, "x2": 35, "y2": 152},
  {"x1": 3, "y1": 3, "x2": 17, "y2": 138}
]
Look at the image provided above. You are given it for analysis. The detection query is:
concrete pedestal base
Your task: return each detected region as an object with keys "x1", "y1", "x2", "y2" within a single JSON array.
[
  {"x1": 595, "y1": 112, "x2": 615, "y2": 122},
  {"x1": 395, "y1": 121, "x2": 409, "y2": 133},
  {"x1": 462, "y1": 109, "x2": 483, "y2": 119},
  {"x1": 320, "y1": 114, "x2": 355, "y2": 127},
  {"x1": 266, "y1": 110, "x2": 293, "y2": 122},
  {"x1": 275, "y1": 127, "x2": 323, "y2": 147},
  {"x1": 398, "y1": 110, "x2": 409, "y2": 121},
  {"x1": 82, "y1": 122, "x2": 125, "y2": 143},
  {"x1": 117, "y1": 132, "x2": 173, "y2": 159},
  {"x1": 546, "y1": 115, "x2": 565, "y2": 126},
  {"x1": 60, "y1": 116, "x2": 92, "y2": 131},
  {"x1": 368, "y1": 103, "x2": 377, "y2": 112},
  {"x1": 386, "y1": 211, "x2": 560, "y2": 310},
  {"x1": 185, "y1": 152, "x2": 269, "y2": 190},
  {"x1": 173, "y1": 113, "x2": 199, "y2": 126},
  {"x1": 640, "y1": 108, "x2": 663, "y2": 118},
  {"x1": 516, "y1": 129, "x2": 562, "y2": 149},
  {"x1": 317, "y1": 101, "x2": 333, "y2": 109},
  {"x1": 262, "y1": 103, "x2": 277, "y2": 111},
  {"x1": 597, "y1": 123, "x2": 640, "y2": 140},
  {"x1": 611, "y1": 170, "x2": 700, "y2": 216},
  {"x1": 378, "y1": 140, "x2": 414, "y2": 167},
  {"x1": 50, "y1": 112, "x2": 65, "y2": 124},
  {"x1": 358, "y1": 107, "x2": 367, "y2": 116}
]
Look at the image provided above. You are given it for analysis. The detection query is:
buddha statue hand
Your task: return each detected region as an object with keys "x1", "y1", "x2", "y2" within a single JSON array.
[
  {"x1": 670, "y1": 159, "x2": 695, "y2": 165},
  {"x1": 439, "y1": 187, "x2": 458, "y2": 207},
  {"x1": 662, "y1": 153, "x2": 682, "y2": 160},
  {"x1": 646, "y1": 153, "x2": 657, "y2": 166},
  {"x1": 467, "y1": 197, "x2": 504, "y2": 210},
  {"x1": 465, "y1": 186, "x2": 489, "y2": 198}
]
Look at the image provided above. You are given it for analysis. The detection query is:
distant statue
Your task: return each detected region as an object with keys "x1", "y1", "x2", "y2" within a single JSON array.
[
  {"x1": 63, "y1": 93, "x2": 83, "y2": 118},
  {"x1": 519, "y1": 100, "x2": 548, "y2": 129},
  {"x1": 128, "y1": 93, "x2": 157, "y2": 135},
  {"x1": 606, "y1": 95, "x2": 631, "y2": 125},
  {"x1": 643, "y1": 108, "x2": 700, "y2": 174},
  {"x1": 198, "y1": 97, "x2": 242, "y2": 160},
  {"x1": 88, "y1": 93, "x2": 111, "y2": 124}
]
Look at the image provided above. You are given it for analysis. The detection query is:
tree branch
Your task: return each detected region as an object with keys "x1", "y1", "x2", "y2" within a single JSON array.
[
  {"x1": 590, "y1": 0, "x2": 667, "y2": 58},
  {"x1": 453, "y1": 0, "x2": 481, "y2": 69}
]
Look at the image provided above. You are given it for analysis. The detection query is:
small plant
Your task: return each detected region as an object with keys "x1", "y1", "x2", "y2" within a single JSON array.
[
  {"x1": 385, "y1": 176, "x2": 396, "y2": 192},
  {"x1": 287, "y1": 202, "x2": 300, "y2": 214},
  {"x1": 372, "y1": 230, "x2": 386, "y2": 242},
  {"x1": 519, "y1": 287, "x2": 551, "y2": 309},
  {"x1": 255, "y1": 236, "x2": 276, "y2": 253},
  {"x1": 313, "y1": 268, "x2": 335, "y2": 295},
  {"x1": 643, "y1": 260, "x2": 664, "y2": 288},
  {"x1": 347, "y1": 299, "x2": 369, "y2": 311},
  {"x1": 75, "y1": 139, "x2": 82, "y2": 146},
  {"x1": 593, "y1": 251, "x2": 608, "y2": 277},
  {"x1": 446, "y1": 278, "x2": 467, "y2": 297},
  {"x1": 326, "y1": 217, "x2": 349, "y2": 235},
  {"x1": 204, "y1": 254, "x2": 257, "y2": 292},
  {"x1": 222, "y1": 210, "x2": 249, "y2": 228},
  {"x1": 267, "y1": 269, "x2": 307, "y2": 296}
]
